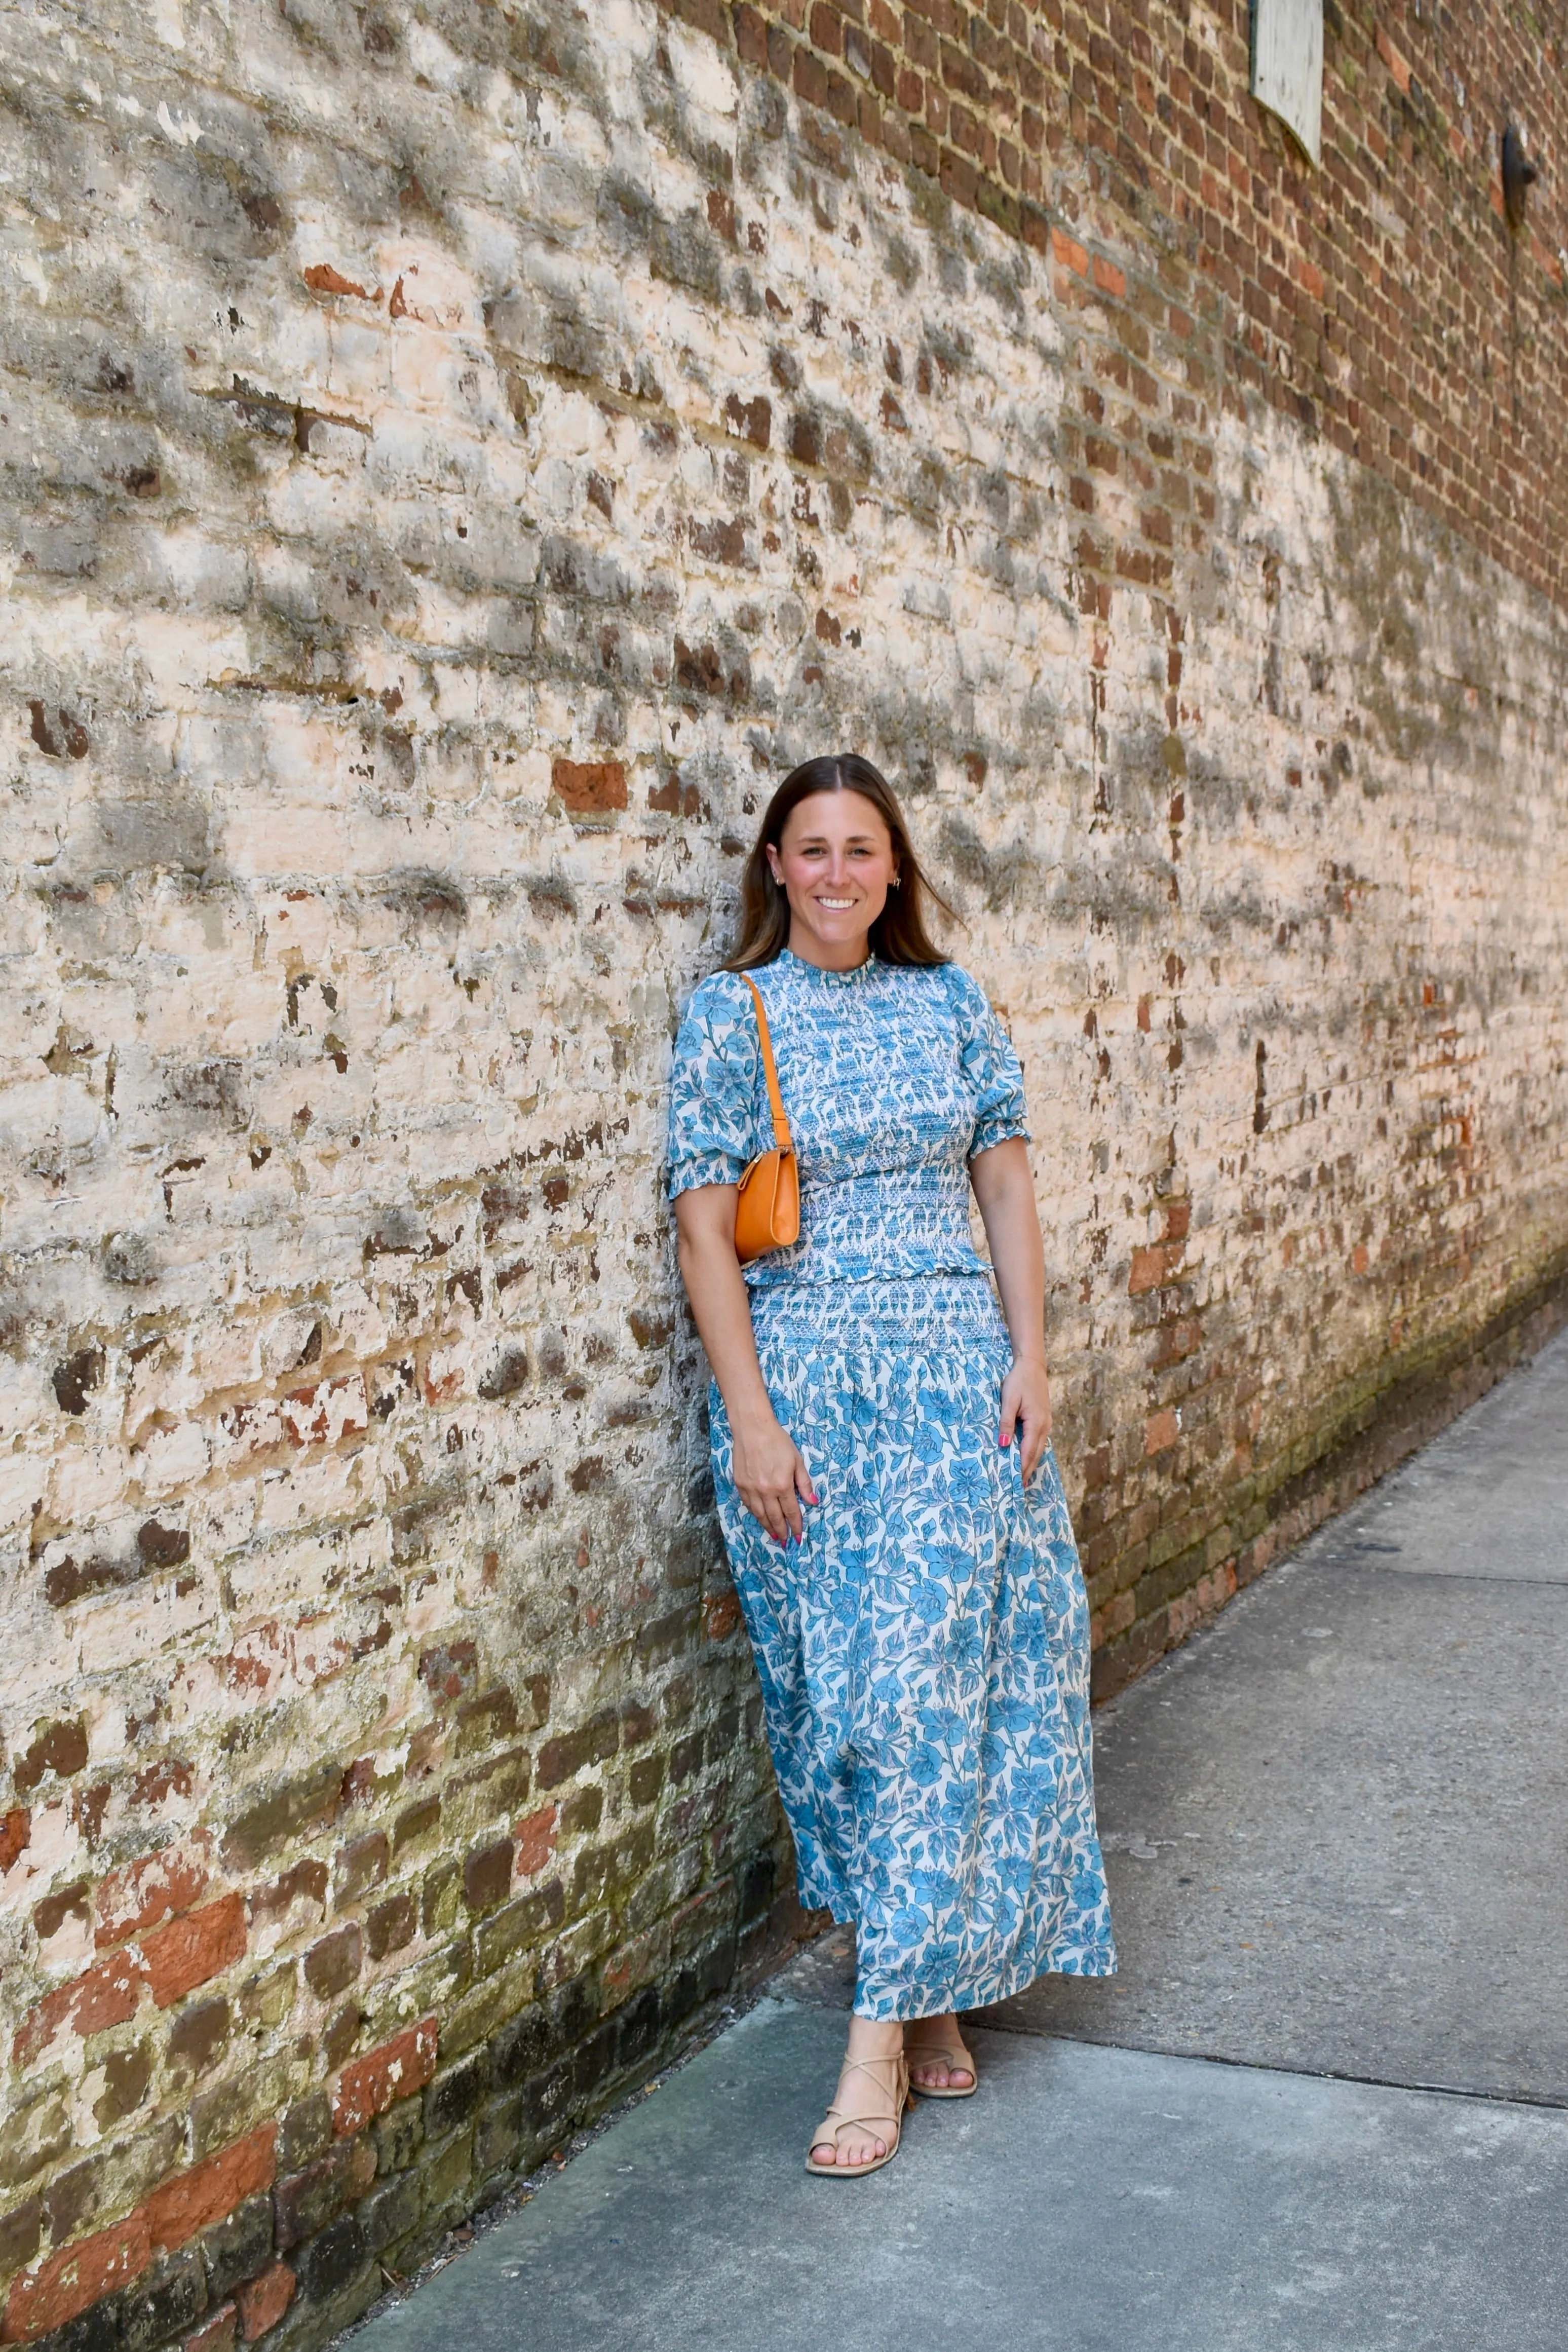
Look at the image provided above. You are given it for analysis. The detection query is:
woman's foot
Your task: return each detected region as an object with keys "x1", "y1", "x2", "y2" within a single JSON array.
[
  {"x1": 808, "y1": 2017, "x2": 907, "y2": 2172},
  {"x1": 903, "y1": 2012, "x2": 976, "y2": 2095}
]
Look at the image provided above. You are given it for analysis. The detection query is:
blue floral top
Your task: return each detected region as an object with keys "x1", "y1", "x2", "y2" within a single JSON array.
[{"x1": 666, "y1": 950, "x2": 1030, "y2": 1289}]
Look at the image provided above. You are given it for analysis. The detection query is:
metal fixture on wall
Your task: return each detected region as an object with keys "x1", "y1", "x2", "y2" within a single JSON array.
[{"x1": 1501, "y1": 125, "x2": 1539, "y2": 233}]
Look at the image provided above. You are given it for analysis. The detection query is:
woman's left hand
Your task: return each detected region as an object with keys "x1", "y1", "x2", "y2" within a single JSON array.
[{"x1": 999, "y1": 1357, "x2": 1053, "y2": 1484}]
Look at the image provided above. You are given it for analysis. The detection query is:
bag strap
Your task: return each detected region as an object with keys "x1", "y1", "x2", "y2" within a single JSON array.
[{"x1": 741, "y1": 974, "x2": 792, "y2": 1154}]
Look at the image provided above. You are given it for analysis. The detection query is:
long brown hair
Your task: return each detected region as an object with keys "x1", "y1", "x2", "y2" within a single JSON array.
[{"x1": 722, "y1": 753, "x2": 953, "y2": 971}]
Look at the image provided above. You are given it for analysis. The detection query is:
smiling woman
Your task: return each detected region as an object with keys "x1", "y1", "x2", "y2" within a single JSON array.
[
  {"x1": 720, "y1": 752, "x2": 948, "y2": 975},
  {"x1": 667, "y1": 753, "x2": 1115, "y2": 2181},
  {"x1": 771, "y1": 791, "x2": 890, "y2": 949}
]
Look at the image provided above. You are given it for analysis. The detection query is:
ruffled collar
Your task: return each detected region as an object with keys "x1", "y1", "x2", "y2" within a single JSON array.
[{"x1": 775, "y1": 947, "x2": 882, "y2": 988}]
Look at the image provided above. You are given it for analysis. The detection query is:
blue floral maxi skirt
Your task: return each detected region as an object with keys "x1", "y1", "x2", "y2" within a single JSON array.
[{"x1": 709, "y1": 1276, "x2": 1116, "y2": 2021}]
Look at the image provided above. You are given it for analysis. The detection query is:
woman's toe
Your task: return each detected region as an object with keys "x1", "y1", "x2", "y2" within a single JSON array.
[{"x1": 909, "y1": 2052, "x2": 972, "y2": 2089}]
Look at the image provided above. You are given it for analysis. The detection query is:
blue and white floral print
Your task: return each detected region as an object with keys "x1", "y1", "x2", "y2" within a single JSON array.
[
  {"x1": 668, "y1": 950, "x2": 1115, "y2": 2020},
  {"x1": 666, "y1": 955, "x2": 1027, "y2": 1289}
]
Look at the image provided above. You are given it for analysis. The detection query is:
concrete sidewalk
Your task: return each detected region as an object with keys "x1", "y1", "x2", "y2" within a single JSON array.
[{"x1": 349, "y1": 1330, "x2": 1568, "y2": 2351}]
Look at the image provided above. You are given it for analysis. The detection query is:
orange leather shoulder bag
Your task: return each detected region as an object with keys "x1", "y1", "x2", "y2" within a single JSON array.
[{"x1": 734, "y1": 973, "x2": 800, "y2": 1264}]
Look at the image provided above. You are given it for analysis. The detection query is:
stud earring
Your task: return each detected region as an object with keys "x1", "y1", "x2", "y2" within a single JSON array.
[{"x1": 889, "y1": 875, "x2": 902, "y2": 889}]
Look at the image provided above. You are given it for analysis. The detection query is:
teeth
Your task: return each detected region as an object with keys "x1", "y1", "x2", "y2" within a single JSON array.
[{"x1": 818, "y1": 898, "x2": 855, "y2": 907}]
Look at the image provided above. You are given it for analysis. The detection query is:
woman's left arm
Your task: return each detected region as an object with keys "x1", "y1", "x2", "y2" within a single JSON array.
[{"x1": 969, "y1": 1136, "x2": 1053, "y2": 1480}]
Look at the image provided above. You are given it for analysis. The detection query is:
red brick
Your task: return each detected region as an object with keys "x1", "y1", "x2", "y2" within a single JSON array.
[
  {"x1": 514, "y1": 1803, "x2": 558, "y2": 1879},
  {"x1": 463, "y1": 1838, "x2": 513, "y2": 1914},
  {"x1": 1374, "y1": 26, "x2": 1411, "y2": 92},
  {"x1": 185, "y1": 2302, "x2": 238, "y2": 2352},
  {"x1": 12, "y1": 1720, "x2": 87, "y2": 1794},
  {"x1": 672, "y1": 0, "x2": 728, "y2": 34},
  {"x1": 95, "y1": 1846, "x2": 209, "y2": 1949},
  {"x1": 810, "y1": 2, "x2": 842, "y2": 57},
  {"x1": 235, "y1": 2264, "x2": 294, "y2": 2343},
  {"x1": 141, "y1": 1894, "x2": 246, "y2": 2009},
  {"x1": 794, "y1": 45, "x2": 830, "y2": 108},
  {"x1": 145, "y1": 2126, "x2": 277, "y2": 2253},
  {"x1": 3, "y1": 2210, "x2": 151, "y2": 2342},
  {"x1": 1128, "y1": 1244, "x2": 1168, "y2": 1295},
  {"x1": 721, "y1": 392, "x2": 772, "y2": 449},
  {"x1": 1051, "y1": 224, "x2": 1088, "y2": 274},
  {"x1": 302, "y1": 1923, "x2": 362, "y2": 2000},
  {"x1": 279, "y1": 1375, "x2": 368, "y2": 1447},
  {"x1": 302, "y1": 262, "x2": 371, "y2": 299},
  {"x1": 33, "y1": 1891, "x2": 88, "y2": 1953},
  {"x1": 704, "y1": 1589, "x2": 743, "y2": 1640},
  {"x1": 1145, "y1": 1409, "x2": 1179, "y2": 1456},
  {"x1": 13, "y1": 1949, "x2": 147, "y2": 2066},
  {"x1": 551, "y1": 758, "x2": 627, "y2": 814},
  {"x1": 330, "y1": 2018, "x2": 438, "y2": 2137}
]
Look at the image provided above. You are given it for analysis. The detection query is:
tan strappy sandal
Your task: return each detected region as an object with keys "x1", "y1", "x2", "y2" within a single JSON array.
[
  {"x1": 903, "y1": 2016, "x2": 978, "y2": 2098},
  {"x1": 805, "y1": 2050, "x2": 911, "y2": 2177}
]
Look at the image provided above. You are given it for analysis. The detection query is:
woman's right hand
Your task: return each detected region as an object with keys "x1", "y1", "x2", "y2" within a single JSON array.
[
  {"x1": 673, "y1": 1187, "x2": 816, "y2": 1545},
  {"x1": 731, "y1": 1410, "x2": 817, "y2": 1545}
]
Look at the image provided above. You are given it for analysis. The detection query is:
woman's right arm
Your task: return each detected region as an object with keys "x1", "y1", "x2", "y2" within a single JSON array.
[{"x1": 674, "y1": 1185, "x2": 816, "y2": 1545}]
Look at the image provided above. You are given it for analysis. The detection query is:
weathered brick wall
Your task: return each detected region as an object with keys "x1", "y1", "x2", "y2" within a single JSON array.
[
  {"x1": 2, "y1": 1, "x2": 1565, "y2": 2346},
  {"x1": 719, "y1": 0, "x2": 1568, "y2": 601}
]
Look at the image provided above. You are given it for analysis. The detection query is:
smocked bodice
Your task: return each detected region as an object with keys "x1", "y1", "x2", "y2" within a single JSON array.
[{"x1": 666, "y1": 951, "x2": 1029, "y2": 1288}]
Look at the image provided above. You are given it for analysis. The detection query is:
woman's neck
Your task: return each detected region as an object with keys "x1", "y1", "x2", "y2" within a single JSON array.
[{"x1": 785, "y1": 929, "x2": 874, "y2": 973}]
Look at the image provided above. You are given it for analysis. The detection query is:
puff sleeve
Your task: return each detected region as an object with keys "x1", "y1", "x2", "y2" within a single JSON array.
[
  {"x1": 666, "y1": 972, "x2": 763, "y2": 1198},
  {"x1": 943, "y1": 964, "x2": 1031, "y2": 1158}
]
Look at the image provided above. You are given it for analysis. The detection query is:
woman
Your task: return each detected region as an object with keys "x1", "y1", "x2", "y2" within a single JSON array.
[{"x1": 668, "y1": 753, "x2": 1114, "y2": 2176}]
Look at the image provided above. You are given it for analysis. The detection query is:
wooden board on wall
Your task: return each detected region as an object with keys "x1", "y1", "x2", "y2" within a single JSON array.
[{"x1": 1252, "y1": 0, "x2": 1323, "y2": 163}]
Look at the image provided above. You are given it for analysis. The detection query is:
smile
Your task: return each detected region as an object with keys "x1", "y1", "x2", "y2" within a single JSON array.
[{"x1": 816, "y1": 896, "x2": 857, "y2": 908}]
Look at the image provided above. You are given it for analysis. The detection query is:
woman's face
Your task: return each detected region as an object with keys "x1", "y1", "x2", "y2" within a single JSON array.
[{"x1": 766, "y1": 789, "x2": 898, "y2": 968}]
